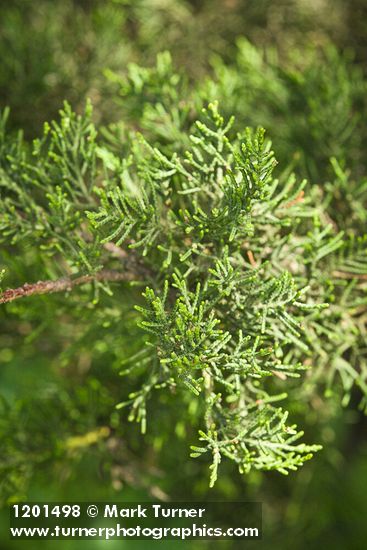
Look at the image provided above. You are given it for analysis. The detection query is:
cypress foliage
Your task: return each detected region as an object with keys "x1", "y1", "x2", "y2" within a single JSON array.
[{"x1": 0, "y1": 49, "x2": 366, "y2": 498}]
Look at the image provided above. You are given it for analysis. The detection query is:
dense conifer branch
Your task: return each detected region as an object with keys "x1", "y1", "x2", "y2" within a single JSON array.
[{"x1": 0, "y1": 48, "x2": 366, "y2": 489}]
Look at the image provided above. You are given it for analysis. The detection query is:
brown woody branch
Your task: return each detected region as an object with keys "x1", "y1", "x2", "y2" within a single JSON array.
[
  {"x1": 0, "y1": 269, "x2": 134, "y2": 305},
  {"x1": 332, "y1": 270, "x2": 367, "y2": 281}
]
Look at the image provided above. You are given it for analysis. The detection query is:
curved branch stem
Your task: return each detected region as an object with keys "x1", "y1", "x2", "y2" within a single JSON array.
[{"x1": 0, "y1": 269, "x2": 133, "y2": 304}]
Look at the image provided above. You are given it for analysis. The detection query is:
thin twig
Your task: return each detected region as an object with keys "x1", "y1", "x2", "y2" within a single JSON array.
[
  {"x1": 0, "y1": 270, "x2": 133, "y2": 305},
  {"x1": 283, "y1": 190, "x2": 305, "y2": 209},
  {"x1": 247, "y1": 250, "x2": 257, "y2": 268},
  {"x1": 332, "y1": 270, "x2": 367, "y2": 281}
]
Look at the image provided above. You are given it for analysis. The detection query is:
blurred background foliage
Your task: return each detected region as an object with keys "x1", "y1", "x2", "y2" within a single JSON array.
[
  {"x1": 1, "y1": 1, "x2": 367, "y2": 549},
  {"x1": 1, "y1": 0, "x2": 367, "y2": 136}
]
